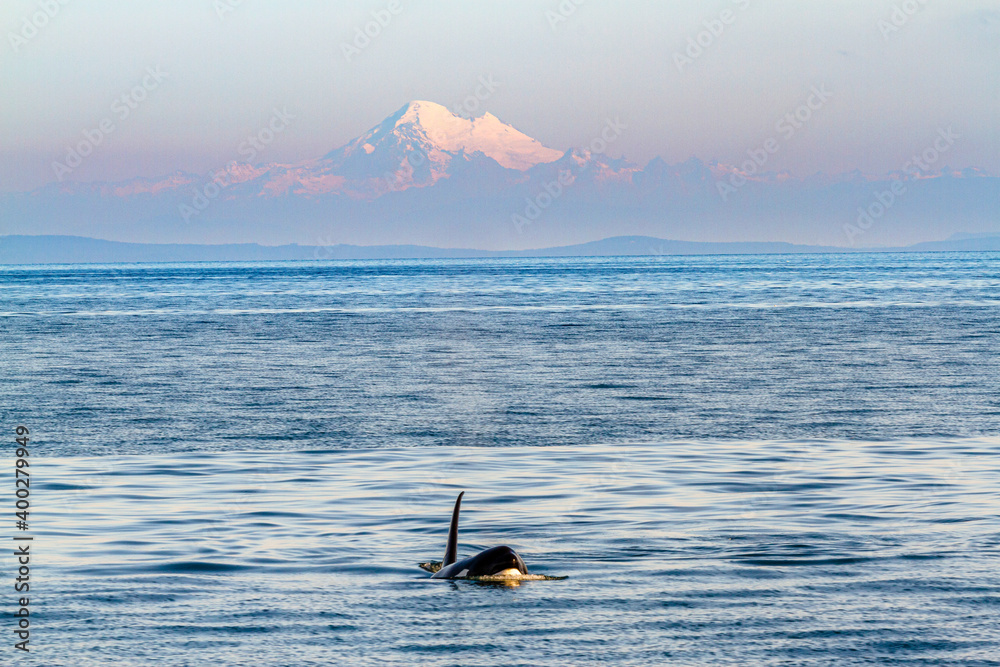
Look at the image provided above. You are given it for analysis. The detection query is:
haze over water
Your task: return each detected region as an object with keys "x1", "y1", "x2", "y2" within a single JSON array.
[{"x1": 2, "y1": 253, "x2": 999, "y2": 665}]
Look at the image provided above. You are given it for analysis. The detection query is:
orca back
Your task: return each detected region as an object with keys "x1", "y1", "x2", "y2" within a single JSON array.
[{"x1": 433, "y1": 545, "x2": 528, "y2": 579}]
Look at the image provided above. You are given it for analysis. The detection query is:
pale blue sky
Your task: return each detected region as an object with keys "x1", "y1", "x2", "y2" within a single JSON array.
[{"x1": 1, "y1": 0, "x2": 998, "y2": 190}]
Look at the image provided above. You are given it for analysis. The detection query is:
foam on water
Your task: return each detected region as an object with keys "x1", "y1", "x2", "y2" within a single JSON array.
[{"x1": 5, "y1": 441, "x2": 995, "y2": 665}]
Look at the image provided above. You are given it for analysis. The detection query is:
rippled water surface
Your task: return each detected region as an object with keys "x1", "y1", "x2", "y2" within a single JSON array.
[{"x1": 2, "y1": 253, "x2": 999, "y2": 665}]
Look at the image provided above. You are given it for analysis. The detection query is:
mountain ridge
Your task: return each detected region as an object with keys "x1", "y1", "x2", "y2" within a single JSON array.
[
  {"x1": 2, "y1": 100, "x2": 997, "y2": 249},
  {"x1": 20, "y1": 100, "x2": 994, "y2": 201},
  {"x1": 4, "y1": 234, "x2": 1000, "y2": 265}
]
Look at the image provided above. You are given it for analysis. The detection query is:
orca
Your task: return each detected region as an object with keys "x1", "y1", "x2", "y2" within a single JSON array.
[{"x1": 420, "y1": 492, "x2": 564, "y2": 581}]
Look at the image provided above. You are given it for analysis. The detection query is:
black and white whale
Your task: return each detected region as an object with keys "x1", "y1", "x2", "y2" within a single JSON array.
[{"x1": 419, "y1": 492, "x2": 565, "y2": 582}]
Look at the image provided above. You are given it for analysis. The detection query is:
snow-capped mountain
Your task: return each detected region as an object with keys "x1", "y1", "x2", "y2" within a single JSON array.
[
  {"x1": 2, "y1": 101, "x2": 997, "y2": 250},
  {"x1": 32, "y1": 101, "x2": 577, "y2": 202},
  {"x1": 325, "y1": 100, "x2": 563, "y2": 175},
  {"x1": 258, "y1": 100, "x2": 570, "y2": 199}
]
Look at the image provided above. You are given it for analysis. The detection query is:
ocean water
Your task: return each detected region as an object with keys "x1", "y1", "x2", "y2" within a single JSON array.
[{"x1": 1, "y1": 253, "x2": 999, "y2": 665}]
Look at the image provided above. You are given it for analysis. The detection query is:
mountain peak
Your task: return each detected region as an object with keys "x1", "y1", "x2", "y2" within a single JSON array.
[
  {"x1": 331, "y1": 100, "x2": 563, "y2": 172},
  {"x1": 394, "y1": 100, "x2": 453, "y2": 126}
]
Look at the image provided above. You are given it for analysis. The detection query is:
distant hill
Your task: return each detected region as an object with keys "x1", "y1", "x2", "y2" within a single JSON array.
[{"x1": 2, "y1": 234, "x2": 999, "y2": 265}]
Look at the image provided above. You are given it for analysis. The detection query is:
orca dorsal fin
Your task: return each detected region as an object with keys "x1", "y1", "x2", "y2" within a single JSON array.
[{"x1": 442, "y1": 491, "x2": 464, "y2": 566}]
